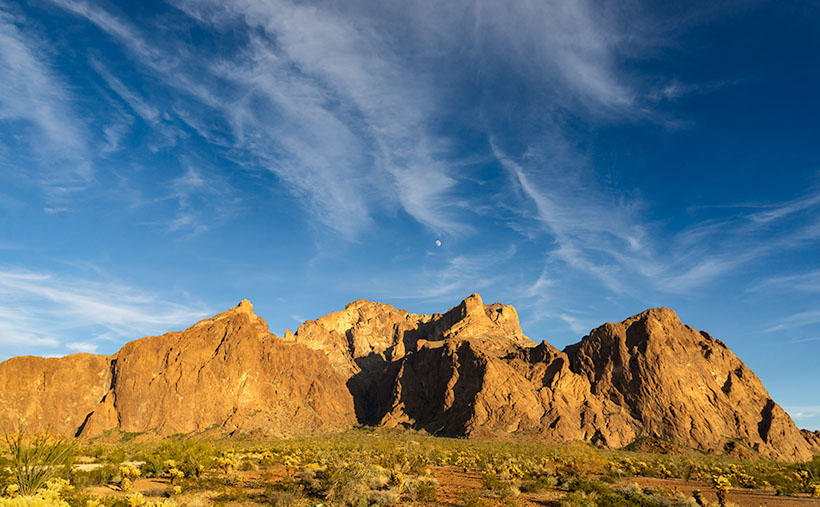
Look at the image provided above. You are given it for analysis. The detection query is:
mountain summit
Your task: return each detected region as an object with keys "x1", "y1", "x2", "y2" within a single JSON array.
[{"x1": 0, "y1": 295, "x2": 816, "y2": 460}]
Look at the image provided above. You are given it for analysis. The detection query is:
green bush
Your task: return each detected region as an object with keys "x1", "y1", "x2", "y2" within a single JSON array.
[
  {"x1": 405, "y1": 477, "x2": 437, "y2": 502},
  {"x1": 520, "y1": 474, "x2": 558, "y2": 493},
  {"x1": 458, "y1": 490, "x2": 491, "y2": 507},
  {"x1": 481, "y1": 472, "x2": 518, "y2": 498},
  {"x1": 70, "y1": 464, "x2": 118, "y2": 487}
]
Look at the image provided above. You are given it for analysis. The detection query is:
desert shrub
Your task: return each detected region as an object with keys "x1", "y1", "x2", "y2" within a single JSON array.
[
  {"x1": 137, "y1": 441, "x2": 213, "y2": 479},
  {"x1": 560, "y1": 491, "x2": 596, "y2": 507},
  {"x1": 404, "y1": 477, "x2": 437, "y2": 502},
  {"x1": 480, "y1": 472, "x2": 518, "y2": 498},
  {"x1": 804, "y1": 454, "x2": 820, "y2": 479},
  {"x1": 262, "y1": 490, "x2": 312, "y2": 507},
  {"x1": 458, "y1": 490, "x2": 491, "y2": 507},
  {"x1": 176, "y1": 474, "x2": 230, "y2": 492},
  {"x1": 563, "y1": 477, "x2": 611, "y2": 496},
  {"x1": 70, "y1": 465, "x2": 118, "y2": 487},
  {"x1": 137, "y1": 455, "x2": 166, "y2": 479},
  {"x1": 65, "y1": 493, "x2": 105, "y2": 507},
  {"x1": 77, "y1": 445, "x2": 105, "y2": 460},
  {"x1": 100, "y1": 448, "x2": 127, "y2": 465},
  {"x1": 4, "y1": 431, "x2": 76, "y2": 495},
  {"x1": 520, "y1": 473, "x2": 558, "y2": 493},
  {"x1": 556, "y1": 458, "x2": 590, "y2": 480},
  {"x1": 299, "y1": 460, "x2": 397, "y2": 506},
  {"x1": 213, "y1": 486, "x2": 248, "y2": 503}
]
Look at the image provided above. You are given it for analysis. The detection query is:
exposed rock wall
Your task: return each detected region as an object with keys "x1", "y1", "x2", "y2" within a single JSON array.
[
  {"x1": 286, "y1": 296, "x2": 817, "y2": 461},
  {"x1": 0, "y1": 294, "x2": 816, "y2": 461},
  {"x1": 0, "y1": 354, "x2": 112, "y2": 436},
  {"x1": 0, "y1": 301, "x2": 355, "y2": 438}
]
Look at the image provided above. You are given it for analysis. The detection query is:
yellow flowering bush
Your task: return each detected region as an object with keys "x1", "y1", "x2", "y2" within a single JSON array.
[
  {"x1": 0, "y1": 478, "x2": 75, "y2": 507},
  {"x1": 126, "y1": 492, "x2": 146, "y2": 507},
  {"x1": 0, "y1": 493, "x2": 70, "y2": 506}
]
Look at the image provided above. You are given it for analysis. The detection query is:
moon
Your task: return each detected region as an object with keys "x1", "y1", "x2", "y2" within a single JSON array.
[{"x1": 435, "y1": 239, "x2": 442, "y2": 247}]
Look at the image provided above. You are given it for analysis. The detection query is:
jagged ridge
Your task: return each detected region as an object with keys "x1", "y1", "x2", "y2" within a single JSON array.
[{"x1": 0, "y1": 294, "x2": 817, "y2": 461}]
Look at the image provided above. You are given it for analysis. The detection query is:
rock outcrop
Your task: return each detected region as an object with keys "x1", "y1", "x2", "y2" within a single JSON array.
[
  {"x1": 565, "y1": 308, "x2": 815, "y2": 460},
  {"x1": 0, "y1": 354, "x2": 112, "y2": 436},
  {"x1": 285, "y1": 296, "x2": 817, "y2": 461},
  {"x1": 0, "y1": 300, "x2": 355, "y2": 438},
  {"x1": 0, "y1": 294, "x2": 816, "y2": 461}
]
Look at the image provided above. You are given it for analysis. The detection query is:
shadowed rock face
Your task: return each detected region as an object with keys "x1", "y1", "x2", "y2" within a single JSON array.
[
  {"x1": 564, "y1": 308, "x2": 816, "y2": 460},
  {"x1": 285, "y1": 296, "x2": 818, "y2": 461},
  {"x1": 0, "y1": 295, "x2": 817, "y2": 461}
]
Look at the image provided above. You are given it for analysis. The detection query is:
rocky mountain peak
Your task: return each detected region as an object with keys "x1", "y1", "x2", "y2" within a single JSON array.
[
  {"x1": 234, "y1": 298, "x2": 258, "y2": 322},
  {"x1": 1, "y1": 296, "x2": 817, "y2": 461}
]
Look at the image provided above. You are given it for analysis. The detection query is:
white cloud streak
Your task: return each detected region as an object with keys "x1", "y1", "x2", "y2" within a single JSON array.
[
  {"x1": 0, "y1": 2, "x2": 91, "y2": 201},
  {"x1": 365, "y1": 246, "x2": 519, "y2": 303},
  {"x1": 0, "y1": 268, "x2": 210, "y2": 357},
  {"x1": 764, "y1": 311, "x2": 820, "y2": 333},
  {"x1": 0, "y1": 5, "x2": 83, "y2": 152},
  {"x1": 498, "y1": 138, "x2": 820, "y2": 296},
  {"x1": 50, "y1": 0, "x2": 467, "y2": 239}
]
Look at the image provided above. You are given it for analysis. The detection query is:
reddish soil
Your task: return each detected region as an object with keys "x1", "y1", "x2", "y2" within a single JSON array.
[
  {"x1": 631, "y1": 476, "x2": 820, "y2": 507},
  {"x1": 78, "y1": 465, "x2": 820, "y2": 506}
]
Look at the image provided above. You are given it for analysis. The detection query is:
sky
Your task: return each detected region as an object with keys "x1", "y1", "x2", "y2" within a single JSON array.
[{"x1": 0, "y1": 0, "x2": 819, "y2": 430}]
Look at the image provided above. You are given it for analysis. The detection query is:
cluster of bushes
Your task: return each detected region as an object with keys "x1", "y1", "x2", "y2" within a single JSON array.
[{"x1": 3, "y1": 427, "x2": 820, "y2": 506}]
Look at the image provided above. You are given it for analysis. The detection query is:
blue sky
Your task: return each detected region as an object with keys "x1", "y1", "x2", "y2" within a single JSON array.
[{"x1": 1, "y1": 0, "x2": 819, "y2": 430}]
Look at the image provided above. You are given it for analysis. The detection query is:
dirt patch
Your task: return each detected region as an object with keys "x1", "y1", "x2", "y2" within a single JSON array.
[{"x1": 630, "y1": 476, "x2": 820, "y2": 507}]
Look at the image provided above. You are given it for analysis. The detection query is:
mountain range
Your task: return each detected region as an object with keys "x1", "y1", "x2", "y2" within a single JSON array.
[{"x1": 1, "y1": 294, "x2": 817, "y2": 461}]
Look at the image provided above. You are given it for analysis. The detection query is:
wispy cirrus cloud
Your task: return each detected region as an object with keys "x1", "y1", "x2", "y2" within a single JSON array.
[
  {"x1": 49, "y1": 0, "x2": 467, "y2": 239},
  {"x1": 499, "y1": 138, "x2": 820, "y2": 297},
  {"x1": 748, "y1": 269, "x2": 820, "y2": 294},
  {"x1": 0, "y1": 2, "x2": 91, "y2": 202},
  {"x1": 89, "y1": 57, "x2": 159, "y2": 124},
  {"x1": 0, "y1": 4, "x2": 83, "y2": 152},
  {"x1": 783, "y1": 405, "x2": 820, "y2": 422},
  {"x1": 154, "y1": 163, "x2": 243, "y2": 237},
  {"x1": 363, "y1": 245, "x2": 519, "y2": 304},
  {"x1": 763, "y1": 311, "x2": 820, "y2": 333},
  {"x1": 0, "y1": 267, "x2": 210, "y2": 359}
]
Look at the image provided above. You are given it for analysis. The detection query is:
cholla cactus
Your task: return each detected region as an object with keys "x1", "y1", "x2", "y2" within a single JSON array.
[
  {"x1": 42, "y1": 478, "x2": 73, "y2": 498},
  {"x1": 215, "y1": 453, "x2": 240, "y2": 474},
  {"x1": 692, "y1": 489, "x2": 705, "y2": 507},
  {"x1": 120, "y1": 464, "x2": 141, "y2": 491},
  {"x1": 711, "y1": 475, "x2": 731, "y2": 507},
  {"x1": 4, "y1": 485, "x2": 19, "y2": 497},
  {"x1": 85, "y1": 500, "x2": 102, "y2": 507},
  {"x1": 793, "y1": 470, "x2": 810, "y2": 489},
  {"x1": 126, "y1": 492, "x2": 146, "y2": 507},
  {"x1": 166, "y1": 468, "x2": 185, "y2": 484},
  {"x1": 811, "y1": 484, "x2": 820, "y2": 498},
  {"x1": 390, "y1": 469, "x2": 405, "y2": 489},
  {"x1": 173, "y1": 486, "x2": 182, "y2": 496}
]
